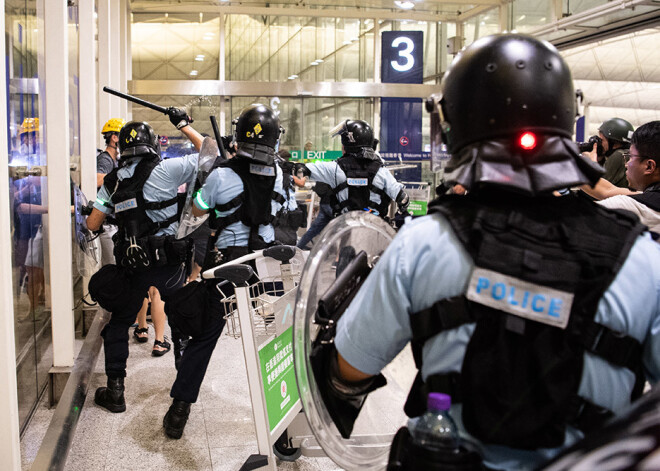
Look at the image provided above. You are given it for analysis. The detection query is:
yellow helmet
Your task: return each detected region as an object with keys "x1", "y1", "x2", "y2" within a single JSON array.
[
  {"x1": 19, "y1": 117, "x2": 39, "y2": 135},
  {"x1": 102, "y1": 118, "x2": 126, "y2": 134}
]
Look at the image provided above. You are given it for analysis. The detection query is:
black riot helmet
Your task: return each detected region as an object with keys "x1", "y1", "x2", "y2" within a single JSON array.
[
  {"x1": 234, "y1": 104, "x2": 282, "y2": 149},
  {"x1": 599, "y1": 118, "x2": 634, "y2": 144},
  {"x1": 118, "y1": 121, "x2": 160, "y2": 158},
  {"x1": 436, "y1": 34, "x2": 602, "y2": 195},
  {"x1": 331, "y1": 120, "x2": 374, "y2": 151},
  {"x1": 440, "y1": 34, "x2": 575, "y2": 154}
]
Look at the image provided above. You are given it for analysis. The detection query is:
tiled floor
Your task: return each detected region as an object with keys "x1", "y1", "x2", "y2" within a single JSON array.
[{"x1": 22, "y1": 324, "x2": 349, "y2": 471}]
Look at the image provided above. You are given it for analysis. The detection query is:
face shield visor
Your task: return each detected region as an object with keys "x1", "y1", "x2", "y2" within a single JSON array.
[{"x1": 329, "y1": 120, "x2": 349, "y2": 140}]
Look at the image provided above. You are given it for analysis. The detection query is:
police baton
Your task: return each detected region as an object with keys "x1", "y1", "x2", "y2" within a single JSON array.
[
  {"x1": 102, "y1": 86, "x2": 169, "y2": 114},
  {"x1": 209, "y1": 115, "x2": 228, "y2": 161}
]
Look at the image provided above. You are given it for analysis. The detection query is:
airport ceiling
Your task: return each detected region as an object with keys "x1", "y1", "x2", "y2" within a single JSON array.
[{"x1": 130, "y1": 0, "x2": 660, "y2": 133}]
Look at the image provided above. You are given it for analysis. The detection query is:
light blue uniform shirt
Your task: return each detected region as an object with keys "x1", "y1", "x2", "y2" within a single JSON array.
[
  {"x1": 194, "y1": 162, "x2": 286, "y2": 249},
  {"x1": 306, "y1": 160, "x2": 403, "y2": 213},
  {"x1": 335, "y1": 213, "x2": 660, "y2": 470},
  {"x1": 94, "y1": 154, "x2": 198, "y2": 236}
]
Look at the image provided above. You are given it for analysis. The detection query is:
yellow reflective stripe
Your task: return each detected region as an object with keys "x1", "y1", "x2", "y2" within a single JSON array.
[{"x1": 195, "y1": 191, "x2": 210, "y2": 210}]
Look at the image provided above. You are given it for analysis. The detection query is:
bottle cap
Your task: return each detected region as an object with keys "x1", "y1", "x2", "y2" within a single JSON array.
[{"x1": 428, "y1": 392, "x2": 451, "y2": 411}]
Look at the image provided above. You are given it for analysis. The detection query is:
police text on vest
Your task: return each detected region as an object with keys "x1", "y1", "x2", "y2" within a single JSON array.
[{"x1": 466, "y1": 267, "x2": 573, "y2": 329}]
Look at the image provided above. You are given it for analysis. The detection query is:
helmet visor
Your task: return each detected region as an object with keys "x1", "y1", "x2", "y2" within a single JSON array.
[{"x1": 329, "y1": 120, "x2": 348, "y2": 139}]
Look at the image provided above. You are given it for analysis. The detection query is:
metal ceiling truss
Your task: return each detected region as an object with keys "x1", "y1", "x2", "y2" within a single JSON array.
[{"x1": 130, "y1": 3, "x2": 503, "y2": 23}]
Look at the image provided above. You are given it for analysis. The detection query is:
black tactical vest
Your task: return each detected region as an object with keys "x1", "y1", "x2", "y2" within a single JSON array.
[
  {"x1": 208, "y1": 157, "x2": 284, "y2": 250},
  {"x1": 333, "y1": 154, "x2": 391, "y2": 216},
  {"x1": 405, "y1": 191, "x2": 646, "y2": 450},
  {"x1": 102, "y1": 155, "x2": 180, "y2": 242}
]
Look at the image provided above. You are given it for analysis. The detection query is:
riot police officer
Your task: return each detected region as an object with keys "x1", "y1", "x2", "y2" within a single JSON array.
[
  {"x1": 296, "y1": 119, "x2": 409, "y2": 219},
  {"x1": 161, "y1": 103, "x2": 288, "y2": 439},
  {"x1": 86, "y1": 120, "x2": 197, "y2": 413},
  {"x1": 313, "y1": 34, "x2": 660, "y2": 470}
]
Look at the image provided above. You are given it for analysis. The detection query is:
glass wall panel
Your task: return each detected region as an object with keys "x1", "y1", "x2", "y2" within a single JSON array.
[
  {"x1": 464, "y1": 8, "x2": 501, "y2": 44},
  {"x1": 224, "y1": 15, "x2": 375, "y2": 83},
  {"x1": 132, "y1": 12, "x2": 221, "y2": 80},
  {"x1": 131, "y1": 95, "x2": 222, "y2": 157},
  {"x1": 130, "y1": 94, "x2": 374, "y2": 158},
  {"x1": 511, "y1": 0, "x2": 555, "y2": 33},
  {"x1": 6, "y1": 0, "x2": 47, "y2": 433}
]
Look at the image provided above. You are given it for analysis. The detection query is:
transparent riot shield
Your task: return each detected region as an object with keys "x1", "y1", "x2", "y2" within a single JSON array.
[
  {"x1": 176, "y1": 136, "x2": 220, "y2": 239},
  {"x1": 72, "y1": 183, "x2": 101, "y2": 276},
  {"x1": 293, "y1": 212, "x2": 417, "y2": 470}
]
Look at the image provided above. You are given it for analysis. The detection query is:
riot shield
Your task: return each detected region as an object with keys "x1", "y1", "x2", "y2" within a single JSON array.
[
  {"x1": 176, "y1": 136, "x2": 220, "y2": 239},
  {"x1": 72, "y1": 183, "x2": 102, "y2": 276},
  {"x1": 293, "y1": 212, "x2": 416, "y2": 470}
]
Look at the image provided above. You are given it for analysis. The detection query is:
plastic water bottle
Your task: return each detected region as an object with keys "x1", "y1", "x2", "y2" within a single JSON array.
[{"x1": 408, "y1": 392, "x2": 460, "y2": 451}]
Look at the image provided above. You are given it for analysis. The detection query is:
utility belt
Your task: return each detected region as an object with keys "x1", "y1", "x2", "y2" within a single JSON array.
[
  {"x1": 274, "y1": 208, "x2": 306, "y2": 229},
  {"x1": 387, "y1": 426, "x2": 486, "y2": 471},
  {"x1": 114, "y1": 234, "x2": 194, "y2": 275}
]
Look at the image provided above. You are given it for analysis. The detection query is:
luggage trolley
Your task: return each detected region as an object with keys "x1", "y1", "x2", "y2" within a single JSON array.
[
  {"x1": 202, "y1": 245, "x2": 313, "y2": 470},
  {"x1": 401, "y1": 181, "x2": 431, "y2": 216},
  {"x1": 203, "y1": 213, "x2": 416, "y2": 470}
]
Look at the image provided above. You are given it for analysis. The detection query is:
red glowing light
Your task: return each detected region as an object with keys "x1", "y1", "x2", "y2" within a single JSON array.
[{"x1": 519, "y1": 132, "x2": 537, "y2": 150}]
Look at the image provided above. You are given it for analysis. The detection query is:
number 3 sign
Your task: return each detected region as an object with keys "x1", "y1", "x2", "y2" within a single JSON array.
[{"x1": 381, "y1": 31, "x2": 423, "y2": 84}]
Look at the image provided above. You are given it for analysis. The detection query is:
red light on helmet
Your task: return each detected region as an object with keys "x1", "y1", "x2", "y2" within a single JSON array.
[{"x1": 519, "y1": 132, "x2": 537, "y2": 150}]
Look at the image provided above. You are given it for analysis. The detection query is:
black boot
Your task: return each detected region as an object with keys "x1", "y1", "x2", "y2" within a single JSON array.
[
  {"x1": 164, "y1": 399, "x2": 191, "y2": 439},
  {"x1": 94, "y1": 377, "x2": 126, "y2": 413}
]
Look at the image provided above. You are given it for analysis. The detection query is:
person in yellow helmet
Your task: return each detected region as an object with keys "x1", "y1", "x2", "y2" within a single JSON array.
[
  {"x1": 97, "y1": 118, "x2": 125, "y2": 268},
  {"x1": 18, "y1": 117, "x2": 40, "y2": 158},
  {"x1": 97, "y1": 118, "x2": 125, "y2": 189}
]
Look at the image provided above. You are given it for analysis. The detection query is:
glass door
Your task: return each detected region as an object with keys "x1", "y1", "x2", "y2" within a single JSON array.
[{"x1": 6, "y1": 0, "x2": 51, "y2": 433}]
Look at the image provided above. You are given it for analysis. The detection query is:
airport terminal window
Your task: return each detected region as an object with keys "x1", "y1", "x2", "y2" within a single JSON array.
[
  {"x1": 131, "y1": 95, "x2": 222, "y2": 155},
  {"x1": 131, "y1": 13, "x2": 221, "y2": 80},
  {"x1": 226, "y1": 15, "x2": 374, "y2": 83},
  {"x1": 464, "y1": 9, "x2": 501, "y2": 45},
  {"x1": 510, "y1": 0, "x2": 556, "y2": 33}
]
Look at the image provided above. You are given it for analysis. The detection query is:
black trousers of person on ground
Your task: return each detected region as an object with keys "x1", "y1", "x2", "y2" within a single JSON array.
[{"x1": 102, "y1": 264, "x2": 186, "y2": 379}]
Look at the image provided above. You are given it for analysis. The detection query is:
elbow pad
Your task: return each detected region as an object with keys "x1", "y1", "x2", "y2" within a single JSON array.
[
  {"x1": 396, "y1": 189, "x2": 409, "y2": 209},
  {"x1": 295, "y1": 163, "x2": 311, "y2": 178}
]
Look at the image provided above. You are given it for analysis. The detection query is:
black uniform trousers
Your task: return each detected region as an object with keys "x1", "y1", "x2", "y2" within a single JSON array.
[
  {"x1": 169, "y1": 246, "x2": 260, "y2": 404},
  {"x1": 170, "y1": 286, "x2": 226, "y2": 403},
  {"x1": 102, "y1": 264, "x2": 186, "y2": 379}
]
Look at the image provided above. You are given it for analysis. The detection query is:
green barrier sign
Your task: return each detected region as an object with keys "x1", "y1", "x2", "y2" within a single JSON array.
[
  {"x1": 408, "y1": 200, "x2": 428, "y2": 216},
  {"x1": 258, "y1": 326, "x2": 299, "y2": 431},
  {"x1": 290, "y1": 150, "x2": 343, "y2": 161}
]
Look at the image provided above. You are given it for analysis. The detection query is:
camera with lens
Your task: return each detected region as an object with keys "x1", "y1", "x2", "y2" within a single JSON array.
[{"x1": 577, "y1": 135, "x2": 604, "y2": 155}]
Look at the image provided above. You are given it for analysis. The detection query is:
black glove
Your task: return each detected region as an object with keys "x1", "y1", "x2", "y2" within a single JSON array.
[
  {"x1": 81, "y1": 200, "x2": 95, "y2": 216},
  {"x1": 167, "y1": 107, "x2": 193, "y2": 130},
  {"x1": 396, "y1": 189, "x2": 410, "y2": 210},
  {"x1": 310, "y1": 345, "x2": 386, "y2": 439},
  {"x1": 294, "y1": 162, "x2": 311, "y2": 178}
]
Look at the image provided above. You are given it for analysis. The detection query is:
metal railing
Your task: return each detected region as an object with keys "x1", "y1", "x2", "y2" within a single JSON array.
[{"x1": 31, "y1": 308, "x2": 109, "y2": 471}]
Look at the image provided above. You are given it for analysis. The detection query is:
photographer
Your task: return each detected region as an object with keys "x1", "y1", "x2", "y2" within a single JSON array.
[
  {"x1": 582, "y1": 121, "x2": 660, "y2": 234},
  {"x1": 584, "y1": 118, "x2": 634, "y2": 188}
]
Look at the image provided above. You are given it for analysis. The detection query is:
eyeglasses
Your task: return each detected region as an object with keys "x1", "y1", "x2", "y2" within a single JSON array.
[{"x1": 623, "y1": 152, "x2": 650, "y2": 163}]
